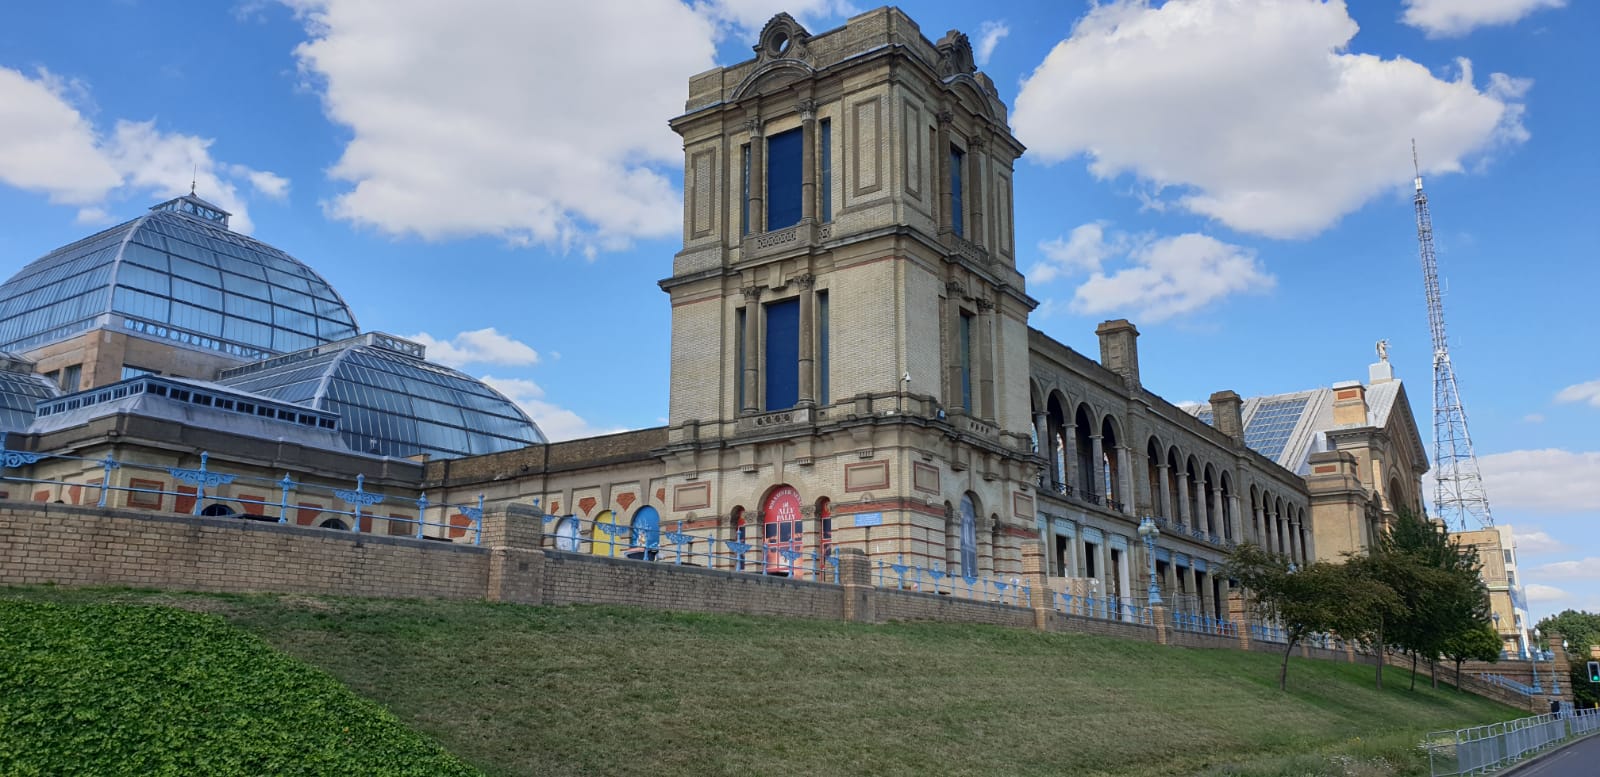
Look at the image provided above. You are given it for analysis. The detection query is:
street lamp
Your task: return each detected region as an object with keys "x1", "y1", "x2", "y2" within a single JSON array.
[
  {"x1": 1532, "y1": 627, "x2": 1544, "y2": 693},
  {"x1": 1492, "y1": 613, "x2": 1504, "y2": 658},
  {"x1": 1138, "y1": 517, "x2": 1162, "y2": 606}
]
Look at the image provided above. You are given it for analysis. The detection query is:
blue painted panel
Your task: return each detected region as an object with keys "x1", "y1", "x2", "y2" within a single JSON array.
[
  {"x1": 766, "y1": 128, "x2": 803, "y2": 229},
  {"x1": 1174, "y1": 552, "x2": 1191, "y2": 568},
  {"x1": 1052, "y1": 517, "x2": 1074, "y2": 536},
  {"x1": 1081, "y1": 526, "x2": 1104, "y2": 544},
  {"x1": 854, "y1": 512, "x2": 882, "y2": 527},
  {"x1": 1155, "y1": 548, "x2": 1171, "y2": 563},
  {"x1": 764, "y1": 298, "x2": 799, "y2": 411},
  {"x1": 1193, "y1": 558, "x2": 1208, "y2": 573},
  {"x1": 632, "y1": 506, "x2": 661, "y2": 551},
  {"x1": 1109, "y1": 534, "x2": 1129, "y2": 550}
]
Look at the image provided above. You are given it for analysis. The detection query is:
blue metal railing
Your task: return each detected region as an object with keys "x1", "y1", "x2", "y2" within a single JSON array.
[
  {"x1": 1427, "y1": 708, "x2": 1600, "y2": 776},
  {"x1": 0, "y1": 439, "x2": 486, "y2": 544},
  {"x1": 539, "y1": 509, "x2": 842, "y2": 583},
  {"x1": 1476, "y1": 673, "x2": 1537, "y2": 697}
]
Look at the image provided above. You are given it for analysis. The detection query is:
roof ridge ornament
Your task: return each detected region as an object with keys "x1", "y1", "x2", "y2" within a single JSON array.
[
  {"x1": 935, "y1": 29, "x2": 976, "y2": 78},
  {"x1": 755, "y1": 13, "x2": 810, "y2": 62}
]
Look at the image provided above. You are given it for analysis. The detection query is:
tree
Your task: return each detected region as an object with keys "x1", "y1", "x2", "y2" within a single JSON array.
[
  {"x1": 1226, "y1": 543, "x2": 1355, "y2": 691},
  {"x1": 1338, "y1": 552, "x2": 1406, "y2": 690},
  {"x1": 1535, "y1": 609, "x2": 1600, "y2": 709},
  {"x1": 1372, "y1": 509, "x2": 1489, "y2": 690},
  {"x1": 1442, "y1": 623, "x2": 1501, "y2": 691}
]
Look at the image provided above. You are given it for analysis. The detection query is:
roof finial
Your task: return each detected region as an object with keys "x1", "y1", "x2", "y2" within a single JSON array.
[{"x1": 190, "y1": 163, "x2": 197, "y2": 196}]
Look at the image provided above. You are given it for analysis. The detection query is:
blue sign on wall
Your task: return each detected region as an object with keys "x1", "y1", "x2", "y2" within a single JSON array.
[{"x1": 854, "y1": 512, "x2": 883, "y2": 527}]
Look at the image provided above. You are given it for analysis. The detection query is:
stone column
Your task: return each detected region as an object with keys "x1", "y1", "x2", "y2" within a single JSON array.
[
  {"x1": 798, "y1": 100, "x2": 817, "y2": 223},
  {"x1": 1158, "y1": 463, "x2": 1173, "y2": 521},
  {"x1": 1033, "y1": 411, "x2": 1049, "y2": 463},
  {"x1": 1228, "y1": 494, "x2": 1243, "y2": 544},
  {"x1": 746, "y1": 118, "x2": 765, "y2": 234},
  {"x1": 741, "y1": 286, "x2": 762, "y2": 413},
  {"x1": 1175, "y1": 470, "x2": 1191, "y2": 530},
  {"x1": 1089, "y1": 434, "x2": 1105, "y2": 500},
  {"x1": 1290, "y1": 521, "x2": 1303, "y2": 564},
  {"x1": 1208, "y1": 478, "x2": 1222, "y2": 538},
  {"x1": 1022, "y1": 540, "x2": 1051, "y2": 631},
  {"x1": 1198, "y1": 572, "x2": 1212, "y2": 620},
  {"x1": 797, "y1": 274, "x2": 816, "y2": 406},
  {"x1": 968, "y1": 136, "x2": 986, "y2": 245},
  {"x1": 944, "y1": 282, "x2": 965, "y2": 410},
  {"x1": 936, "y1": 109, "x2": 953, "y2": 233},
  {"x1": 976, "y1": 298, "x2": 995, "y2": 420},
  {"x1": 1117, "y1": 446, "x2": 1135, "y2": 515},
  {"x1": 1228, "y1": 590, "x2": 1252, "y2": 650},
  {"x1": 1063, "y1": 425, "x2": 1080, "y2": 494}
]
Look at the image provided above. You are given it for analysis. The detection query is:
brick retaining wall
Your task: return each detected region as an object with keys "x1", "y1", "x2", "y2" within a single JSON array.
[
  {"x1": 0, "y1": 501, "x2": 488, "y2": 600},
  {"x1": 541, "y1": 551, "x2": 844, "y2": 620}
]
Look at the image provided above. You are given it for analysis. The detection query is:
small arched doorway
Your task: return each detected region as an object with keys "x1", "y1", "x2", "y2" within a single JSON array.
[
  {"x1": 552, "y1": 516, "x2": 580, "y2": 552},
  {"x1": 591, "y1": 510, "x2": 628, "y2": 558},
  {"x1": 628, "y1": 506, "x2": 661, "y2": 561},
  {"x1": 762, "y1": 485, "x2": 803, "y2": 575}
]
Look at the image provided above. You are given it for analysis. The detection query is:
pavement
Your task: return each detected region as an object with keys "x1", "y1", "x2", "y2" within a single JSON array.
[{"x1": 1503, "y1": 733, "x2": 1600, "y2": 777}]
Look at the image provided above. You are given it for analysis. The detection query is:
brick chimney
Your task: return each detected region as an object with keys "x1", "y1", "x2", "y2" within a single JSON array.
[
  {"x1": 1095, "y1": 319, "x2": 1140, "y2": 388},
  {"x1": 1331, "y1": 380, "x2": 1368, "y2": 426},
  {"x1": 1209, "y1": 390, "x2": 1244, "y2": 444}
]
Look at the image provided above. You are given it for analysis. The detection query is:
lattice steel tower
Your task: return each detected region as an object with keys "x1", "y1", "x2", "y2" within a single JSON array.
[{"x1": 1412, "y1": 143, "x2": 1493, "y2": 530}]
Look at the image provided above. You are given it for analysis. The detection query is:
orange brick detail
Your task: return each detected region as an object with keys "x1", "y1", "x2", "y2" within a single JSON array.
[
  {"x1": 449, "y1": 513, "x2": 473, "y2": 540},
  {"x1": 578, "y1": 497, "x2": 597, "y2": 516},
  {"x1": 239, "y1": 494, "x2": 266, "y2": 516},
  {"x1": 1312, "y1": 465, "x2": 1336, "y2": 474},
  {"x1": 175, "y1": 486, "x2": 198, "y2": 514},
  {"x1": 616, "y1": 492, "x2": 636, "y2": 511},
  {"x1": 296, "y1": 502, "x2": 323, "y2": 526}
]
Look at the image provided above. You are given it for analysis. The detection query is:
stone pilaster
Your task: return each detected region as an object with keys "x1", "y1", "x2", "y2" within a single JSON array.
[{"x1": 839, "y1": 548, "x2": 876, "y2": 623}]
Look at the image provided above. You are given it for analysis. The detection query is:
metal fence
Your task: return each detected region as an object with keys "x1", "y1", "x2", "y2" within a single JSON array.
[
  {"x1": 0, "y1": 441, "x2": 487, "y2": 544},
  {"x1": 1476, "y1": 673, "x2": 1538, "y2": 698},
  {"x1": 1427, "y1": 707, "x2": 1600, "y2": 776}
]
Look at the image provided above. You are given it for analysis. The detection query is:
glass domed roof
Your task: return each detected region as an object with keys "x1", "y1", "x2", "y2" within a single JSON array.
[
  {"x1": 0, "y1": 352, "x2": 58, "y2": 434},
  {"x1": 0, "y1": 194, "x2": 359, "y2": 360},
  {"x1": 217, "y1": 333, "x2": 546, "y2": 460}
]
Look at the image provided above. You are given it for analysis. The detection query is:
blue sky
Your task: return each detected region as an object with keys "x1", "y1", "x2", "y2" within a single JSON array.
[{"x1": 0, "y1": 0, "x2": 1594, "y2": 623}]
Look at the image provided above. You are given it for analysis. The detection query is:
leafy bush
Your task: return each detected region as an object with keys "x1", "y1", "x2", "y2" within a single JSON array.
[{"x1": 0, "y1": 601, "x2": 481, "y2": 776}]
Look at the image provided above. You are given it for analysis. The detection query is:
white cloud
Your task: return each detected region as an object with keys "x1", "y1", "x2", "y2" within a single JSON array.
[
  {"x1": 1011, "y1": 0, "x2": 1531, "y2": 239},
  {"x1": 1523, "y1": 413, "x2": 1545, "y2": 424},
  {"x1": 480, "y1": 375, "x2": 626, "y2": 443},
  {"x1": 974, "y1": 20, "x2": 1010, "y2": 66},
  {"x1": 408, "y1": 328, "x2": 539, "y2": 369},
  {"x1": 1512, "y1": 529, "x2": 1568, "y2": 555},
  {"x1": 1030, "y1": 222, "x2": 1124, "y2": 283},
  {"x1": 1529, "y1": 558, "x2": 1600, "y2": 581},
  {"x1": 0, "y1": 66, "x2": 284, "y2": 233},
  {"x1": 1401, "y1": 0, "x2": 1565, "y2": 37},
  {"x1": 1478, "y1": 449, "x2": 1600, "y2": 514},
  {"x1": 1555, "y1": 379, "x2": 1600, "y2": 408},
  {"x1": 696, "y1": 0, "x2": 856, "y2": 36},
  {"x1": 1030, "y1": 224, "x2": 1273, "y2": 322},
  {"x1": 1525, "y1": 583, "x2": 1570, "y2": 603},
  {"x1": 284, "y1": 0, "x2": 724, "y2": 254}
]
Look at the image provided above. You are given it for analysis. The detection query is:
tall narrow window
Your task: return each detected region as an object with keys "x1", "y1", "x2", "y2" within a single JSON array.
[
  {"x1": 60, "y1": 364, "x2": 82, "y2": 392},
  {"x1": 959, "y1": 493, "x2": 978, "y2": 580},
  {"x1": 766, "y1": 128, "x2": 803, "y2": 230},
  {"x1": 764, "y1": 298, "x2": 799, "y2": 411},
  {"x1": 959, "y1": 311, "x2": 973, "y2": 412},
  {"x1": 950, "y1": 145, "x2": 965, "y2": 237},
  {"x1": 735, "y1": 307, "x2": 746, "y2": 410},
  {"x1": 740, "y1": 143, "x2": 751, "y2": 236},
  {"x1": 817, "y1": 290, "x2": 829, "y2": 405},
  {"x1": 819, "y1": 119, "x2": 832, "y2": 222}
]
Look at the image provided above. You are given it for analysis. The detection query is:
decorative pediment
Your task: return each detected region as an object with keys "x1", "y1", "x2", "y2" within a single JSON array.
[
  {"x1": 935, "y1": 30, "x2": 975, "y2": 78},
  {"x1": 755, "y1": 13, "x2": 811, "y2": 63}
]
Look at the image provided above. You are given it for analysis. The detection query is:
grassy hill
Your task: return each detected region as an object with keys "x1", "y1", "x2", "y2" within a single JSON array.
[{"x1": 1, "y1": 587, "x2": 1518, "y2": 777}]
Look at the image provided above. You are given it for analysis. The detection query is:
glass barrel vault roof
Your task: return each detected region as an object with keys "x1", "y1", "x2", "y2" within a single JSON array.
[
  {"x1": 218, "y1": 335, "x2": 546, "y2": 460},
  {"x1": 1243, "y1": 397, "x2": 1310, "y2": 461},
  {"x1": 0, "y1": 195, "x2": 359, "y2": 359},
  {"x1": 0, "y1": 364, "x2": 59, "y2": 434}
]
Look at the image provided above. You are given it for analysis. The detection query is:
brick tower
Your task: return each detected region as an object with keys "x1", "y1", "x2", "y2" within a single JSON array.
[{"x1": 658, "y1": 8, "x2": 1040, "y2": 578}]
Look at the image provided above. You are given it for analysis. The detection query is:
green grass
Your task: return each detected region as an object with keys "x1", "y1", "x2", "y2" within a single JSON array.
[
  {"x1": 0, "y1": 587, "x2": 1520, "y2": 777},
  {"x1": 0, "y1": 598, "x2": 480, "y2": 777}
]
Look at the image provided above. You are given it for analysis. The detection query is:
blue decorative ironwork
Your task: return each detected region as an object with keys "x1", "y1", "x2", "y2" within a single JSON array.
[
  {"x1": 0, "y1": 447, "x2": 39, "y2": 469},
  {"x1": 1138, "y1": 517, "x2": 1163, "y2": 606},
  {"x1": 416, "y1": 492, "x2": 431, "y2": 539},
  {"x1": 96, "y1": 453, "x2": 119, "y2": 508},
  {"x1": 890, "y1": 555, "x2": 909, "y2": 588},
  {"x1": 333, "y1": 473, "x2": 384, "y2": 532},
  {"x1": 276, "y1": 473, "x2": 296, "y2": 524},
  {"x1": 927, "y1": 562, "x2": 946, "y2": 595},
  {"x1": 460, "y1": 494, "x2": 484, "y2": 546},
  {"x1": 723, "y1": 539, "x2": 751, "y2": 558},
  {"x1": 665, "y1": 521, "x2": 694, "y2": 566},
  {"x1": 168, "y1": 452, "x2": 236, "y2": 516}
]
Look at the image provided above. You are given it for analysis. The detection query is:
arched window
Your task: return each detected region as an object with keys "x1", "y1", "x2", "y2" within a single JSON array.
[
  {"x1": 591, "y1": 510, "x2": 628, "y2": 558},
  {"x1": 552, "y1": 516, "x2": 580, "y2": 552},
  {"x1": 630, "y1": 506, "x2": 661, "y2": 561},
  {"x1": 731, "y1": 506, "x2": 748, "y2": 571},
  {"x1": 762, "y1": 485, "x2": 803, "y2": 576},
  {"x1": 318, "y1": 517, "x2": 348, "y2": 531},
  {"x1": 200, "y1": 503, "x2": 236, "y2": 517},
  {"x1": 959, "y1": 493, "x2": 979, "y2": 581},
  {"x1": 816, "y1": 497, "x2": 833, "y2": 578}
]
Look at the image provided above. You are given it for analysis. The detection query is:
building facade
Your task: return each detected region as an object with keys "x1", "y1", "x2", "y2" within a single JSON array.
[{"x1": 1, "y1": 8, "x2": 1316, "y2": 616}]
